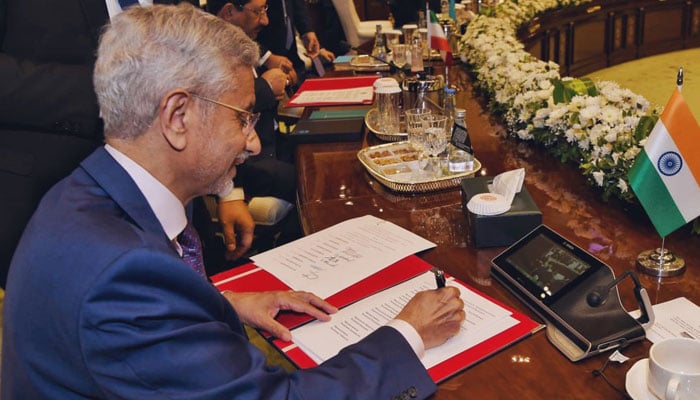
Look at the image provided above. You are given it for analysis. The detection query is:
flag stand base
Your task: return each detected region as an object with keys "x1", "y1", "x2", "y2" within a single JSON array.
[{"x1": 636, "y1": 248, "x2": 686, "y2": 277}]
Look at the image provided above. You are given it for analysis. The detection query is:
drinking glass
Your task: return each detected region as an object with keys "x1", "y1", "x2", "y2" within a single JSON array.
[
  {"x1": 405, "y1": 108, "x2": 431, "y2": 151},
  {"x1": 421, "y1": 114, "x2": 449, "y2": 176},
  {"x1": 391, "y1": 44, "x2": 409, "y2": 68},
  {"x1": 384, "y1": 29, "x2": 402, "y2": 48}
]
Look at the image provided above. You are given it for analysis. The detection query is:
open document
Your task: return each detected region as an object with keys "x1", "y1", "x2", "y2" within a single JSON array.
[
  {"x1": 631, "y1": 297, "x2": 700, "y2": 343},
  {"x1": 292, "y1": 271, "x2": 519, "y2": 369},
  {"x1": 251, "y1": 215, "x2": 435, "y2": 299}
]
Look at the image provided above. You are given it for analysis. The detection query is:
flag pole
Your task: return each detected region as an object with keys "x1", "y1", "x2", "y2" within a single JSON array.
[
  {"x1": 635, "y1": 66, "x2": 688, "y2": 278},
  {"x1": 426, "y1": 2, "x2": 432, "y2": 73}
]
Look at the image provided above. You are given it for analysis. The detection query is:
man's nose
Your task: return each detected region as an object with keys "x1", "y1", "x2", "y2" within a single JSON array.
[{"x1": 247, "y1": 129, "x2": 261, "y2": 156}]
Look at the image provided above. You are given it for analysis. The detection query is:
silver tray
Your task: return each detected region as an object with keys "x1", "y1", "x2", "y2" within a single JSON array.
[
  {"x1": 365, "y1": 108, "x2": 408, "y2": 142},
  {"x1": 358, "y1": 141, "x2": 481, "y2": 193}
]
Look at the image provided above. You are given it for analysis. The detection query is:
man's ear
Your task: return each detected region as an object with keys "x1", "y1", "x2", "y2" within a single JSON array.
[
  {"x1": 218, "y1": 3, "x2": 236, "y2": 22},
  {"x1": 159, "y1": 90, "x2": 192, "y2": 151}
]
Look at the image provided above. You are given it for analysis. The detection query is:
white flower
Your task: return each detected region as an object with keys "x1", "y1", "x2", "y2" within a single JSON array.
[
  {"x1": 617, "y1": 178, "x2": 628, "y2": 193},
  {"x1": 593, "y1": 171, "x2": 605, "y2": 186},
  {"x1": 459, "y1": 0, "x2": 653, "y2": 205},
  {"x1": 601, "y1": 106, "x2": 622, "y2": 124},
  {"x1": 579, "y1": 105, "x2": 600, "y2": 125}
]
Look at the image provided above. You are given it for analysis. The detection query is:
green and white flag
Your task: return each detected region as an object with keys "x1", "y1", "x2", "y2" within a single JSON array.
[{"x1": 628, "y1": 89, "x2": 700, "y2": 237}]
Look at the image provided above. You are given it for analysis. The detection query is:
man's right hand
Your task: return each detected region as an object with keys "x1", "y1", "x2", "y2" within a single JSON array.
[
  {"x1": 261, "y1": 68, "x2": 288, "y2": 100},
  {"x1": 395, "y1": 287, "x2": 465, "y2": 349},
  {"x1": 264, "y1": 54, "x2": 298, "y2": 86}
]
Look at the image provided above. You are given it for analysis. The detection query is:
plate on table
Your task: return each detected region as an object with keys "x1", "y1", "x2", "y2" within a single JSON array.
[
  {"x1": 625, "y1": 359, "x2": 655, "y2": 400},
  {"x1": 357, "y1": 141, "x2": 481, "y2": 193},
  {"x1": 365, "y1": 108, "x2": 408, "y2": 142}
]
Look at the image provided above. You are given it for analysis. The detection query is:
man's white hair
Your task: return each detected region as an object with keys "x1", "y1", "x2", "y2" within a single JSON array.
[{"x1": 94, "y1": 3, "x2": 259, "y2": 139}]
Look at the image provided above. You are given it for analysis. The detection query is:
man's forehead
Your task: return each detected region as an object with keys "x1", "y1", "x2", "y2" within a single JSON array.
[
  {"x1": 247, "y1": 0, "x2": 267, "y2": 8},
  {"x1": 225, "y1": 68, "x2": 255, "y2": 106}
]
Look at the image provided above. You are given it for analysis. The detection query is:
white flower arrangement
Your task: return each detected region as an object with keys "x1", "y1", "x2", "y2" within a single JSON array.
[{"x1": 458, "y1": 0, "x2": 657, "y2": 204}]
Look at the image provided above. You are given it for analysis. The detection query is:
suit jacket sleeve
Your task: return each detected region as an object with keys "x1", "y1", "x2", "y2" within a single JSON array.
[
  {"x1": 254, "y1": 76, "x2": 278, "y2": 113},
  {"x1": 80, "y1": 249, "x2": 436, "y2": 399},
  {"x1": 291, "y1": 0, "x2": 313, "y2": 36}
]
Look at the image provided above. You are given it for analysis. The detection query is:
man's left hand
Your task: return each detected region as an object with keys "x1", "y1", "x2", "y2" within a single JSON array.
[
  {"x1": 302, "y1": 32, "x2": 320, "y2": 58},
  {"x1": 222, "y1": 290, "x2": 338, "y2": 341}
]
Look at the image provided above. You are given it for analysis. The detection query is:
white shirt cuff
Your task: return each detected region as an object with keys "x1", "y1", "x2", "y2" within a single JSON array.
[
  {"x1": 259, "y1": 50, "x2": 272, "y2": 67},
  {"x1": 218, "y1": 185, "x2": 245, "y2": 202},
  {"x1": 386, "y1": 319, "x2": 425, "y2": 360}
]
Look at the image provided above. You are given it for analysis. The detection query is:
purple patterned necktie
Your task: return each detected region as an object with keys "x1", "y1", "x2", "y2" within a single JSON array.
[{"x1": 178, "y1": 222, "x2": 206, "y2": 277}]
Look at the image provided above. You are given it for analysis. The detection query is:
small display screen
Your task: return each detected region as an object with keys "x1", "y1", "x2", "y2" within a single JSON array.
[{"x1": 505, "y1": 234, "x2": 592, "y2": 299}]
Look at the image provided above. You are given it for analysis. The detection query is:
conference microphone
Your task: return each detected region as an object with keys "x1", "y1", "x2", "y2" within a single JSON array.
[{"x1": 585, "y1": 270, "x2": 650, "y2": 311}]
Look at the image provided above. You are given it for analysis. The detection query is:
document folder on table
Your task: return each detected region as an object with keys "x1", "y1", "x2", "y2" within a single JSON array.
[
  {"x1": 212, "y1": 255, "x2": 541, "y2": 383},
  {"x1": 288, "y1": 117, "x2": 364, "y2": 143},
  {"x1": 285, "y1": 76, "x2": 379, "y2": 107}
]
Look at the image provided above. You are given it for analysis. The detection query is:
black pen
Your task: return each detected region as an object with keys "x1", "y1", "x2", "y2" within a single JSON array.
[{"x1": 434, "y1": 269, "x2": 446, "y2": 289}]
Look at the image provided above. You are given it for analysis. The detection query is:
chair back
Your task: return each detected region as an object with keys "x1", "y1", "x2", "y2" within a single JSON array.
[{"x1": 331, "y1": 0, "x2": 363, "y2": 47}]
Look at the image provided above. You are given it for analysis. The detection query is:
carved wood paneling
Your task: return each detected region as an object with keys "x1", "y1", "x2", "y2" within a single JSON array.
[{"x1": 517, "y1": 0, "x2": 700, "y2": 77}]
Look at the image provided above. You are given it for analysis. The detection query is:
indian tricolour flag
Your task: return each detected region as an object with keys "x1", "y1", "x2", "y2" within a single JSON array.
[
  {"x1": 628, "y1": 89, "x2": 700, "y2": 237},
  {"x1": 427, "y1": 9, "x2": 453, "y2": 65}
]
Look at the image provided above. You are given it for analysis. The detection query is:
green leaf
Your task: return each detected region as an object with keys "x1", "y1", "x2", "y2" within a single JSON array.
[
  {"x1": 552, "y1": 78, "x2": 598, "y2": 104},
  {"x1": 634, "y1": 115, "x2": 659, "y2": 142},
  {"x1": 552, "y1": 80, "x2": 567, "y2": 104}
]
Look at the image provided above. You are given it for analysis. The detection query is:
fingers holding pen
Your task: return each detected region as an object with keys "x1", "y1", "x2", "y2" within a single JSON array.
[{"x1": 395, "y1": 287, "x2": 465, "y2": 349}]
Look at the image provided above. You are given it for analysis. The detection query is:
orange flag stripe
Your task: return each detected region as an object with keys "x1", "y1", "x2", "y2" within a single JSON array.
[{"x1": 660, "y1": 89, "x2": 700, "y2": 183}]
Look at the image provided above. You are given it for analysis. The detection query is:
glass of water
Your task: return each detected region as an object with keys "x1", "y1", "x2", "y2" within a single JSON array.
[
  {"x1": 405, "y1": 108, "x2": 431, "y2": 151},
  {"x1": 420, "y1": 114, "x2": 449, "y2": 176},
  {"x1": 391, "y1": 44, "x2": 409, "y2": 68}
]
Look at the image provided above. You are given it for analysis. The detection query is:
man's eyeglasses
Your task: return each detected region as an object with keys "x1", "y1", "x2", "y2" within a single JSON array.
[
  {"x1": 191, "y1": 93, "x2": 260, "y2": 135},
  {"x1": 243, "y1": 4, "x2": 268, "y2": 17}
]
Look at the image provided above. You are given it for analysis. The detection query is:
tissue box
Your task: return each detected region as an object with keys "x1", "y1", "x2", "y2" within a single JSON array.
[{"x1": 460, "y1": 176, "x2": 542, "y2": 248}]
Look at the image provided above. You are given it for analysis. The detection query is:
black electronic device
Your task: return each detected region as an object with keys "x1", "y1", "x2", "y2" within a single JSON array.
[{"x1": 491, "y1": 225, "x2": 654, "y2": 361}]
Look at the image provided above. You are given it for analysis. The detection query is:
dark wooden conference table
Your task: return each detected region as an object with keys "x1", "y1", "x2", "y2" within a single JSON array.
[{"x1": 291, "y1": 66, "x2": 699, "y2": 399}]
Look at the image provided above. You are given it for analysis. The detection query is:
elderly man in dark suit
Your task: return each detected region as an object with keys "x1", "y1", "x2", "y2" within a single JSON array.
[
  {"x1": 1, "y1": 4, "x2": 465, "y2": 398},
  {"x1": 0, "y1": 0, "x2": 257, "y2": 287}
]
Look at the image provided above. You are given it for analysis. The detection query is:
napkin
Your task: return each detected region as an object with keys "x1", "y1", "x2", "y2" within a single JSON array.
[{"x1": 467, "y1": 168, "x2": 525, "y2": 216}]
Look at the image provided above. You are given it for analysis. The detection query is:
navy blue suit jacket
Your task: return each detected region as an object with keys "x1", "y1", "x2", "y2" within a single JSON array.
[{"x1": 2, "y1": 147, "x2": 436, "y2": 399}]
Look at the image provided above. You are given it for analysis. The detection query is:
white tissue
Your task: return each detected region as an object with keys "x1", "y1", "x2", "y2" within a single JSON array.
[
  {"x1": 488, "y1": 168, "x2": 525, "y2": 206},
  {"x1": 467, "y1": 168, "x2": 525, "y2": 216}
]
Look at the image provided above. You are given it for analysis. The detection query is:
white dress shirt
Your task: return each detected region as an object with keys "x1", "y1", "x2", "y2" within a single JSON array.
[{"x1": 105, "y1": 0, "x2": 154, "y2": 19}]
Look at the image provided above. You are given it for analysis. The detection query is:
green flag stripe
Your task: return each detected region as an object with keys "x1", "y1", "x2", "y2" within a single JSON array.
[{"x1": 629, "y1": 150, "x2": 687, "y2": 237}]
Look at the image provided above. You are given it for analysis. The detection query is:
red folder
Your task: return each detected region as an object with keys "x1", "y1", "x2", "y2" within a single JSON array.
[
  {"x1": 285, "y1": 76, "x2": 379, "y2": 107},
  {"x1": 212, "y1": 254, "x2": 431, "y2": 330},
  {"x1": 211, "y1": 256, "x2": 542, "y2": 383}
]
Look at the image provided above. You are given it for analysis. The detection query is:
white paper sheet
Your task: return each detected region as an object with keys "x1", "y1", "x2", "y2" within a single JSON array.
[
  {"x1": 290, "y1": 86, "x2": 374, "y2": 105},
  {"x1": 292, "y1": 271, "x2": 517, "y2": 368},
  {"x1": 631, "y1": 297, "x2": 700, "y2": 343},
  {"x1": 250, "y1": 215, "x2": 436, "y2": 299}
]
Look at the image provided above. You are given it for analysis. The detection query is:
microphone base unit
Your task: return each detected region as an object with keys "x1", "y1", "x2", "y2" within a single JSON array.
[{"x1": 491, "y1": 224, "x2": 654, "y2": 362}]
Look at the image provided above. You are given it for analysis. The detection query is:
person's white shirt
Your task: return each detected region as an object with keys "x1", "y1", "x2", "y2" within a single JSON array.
[{"x1": 105, "y1": 0, "x2": 154, "y2": 19}]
